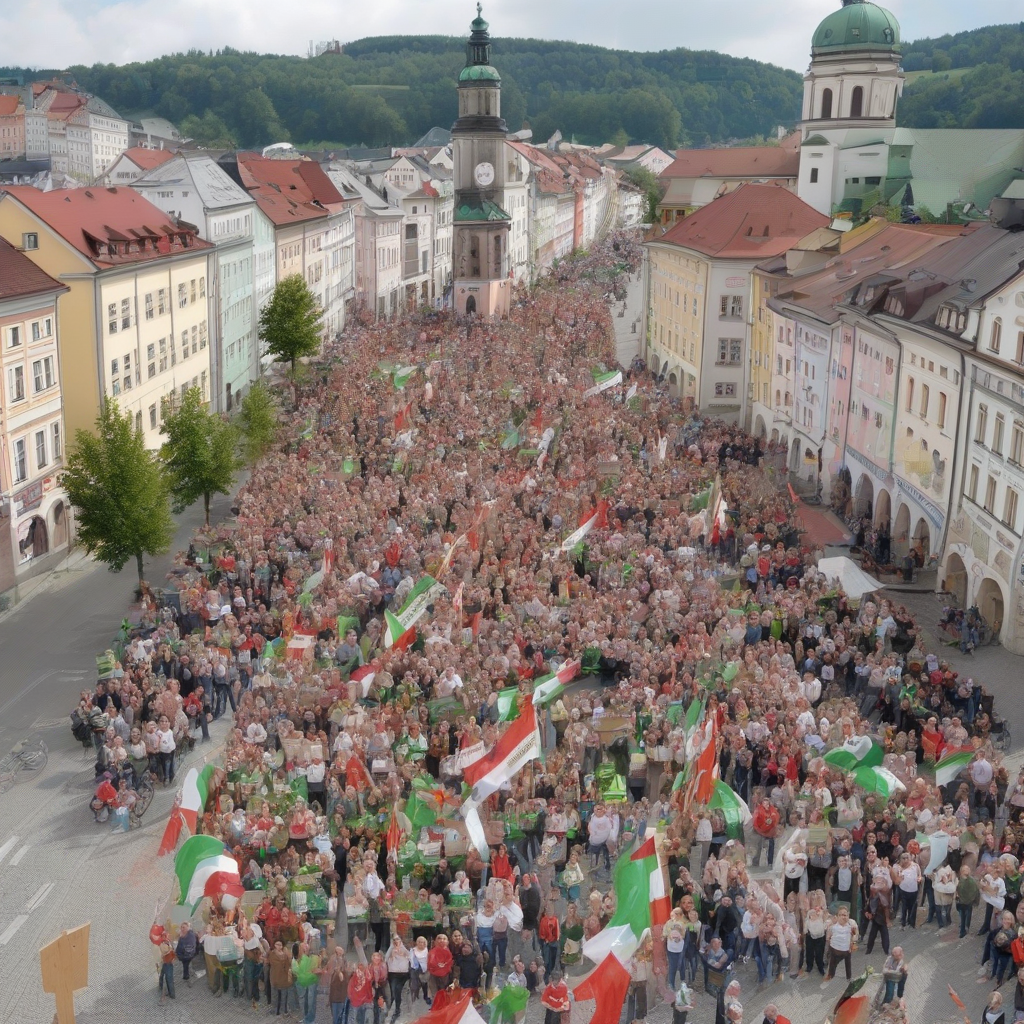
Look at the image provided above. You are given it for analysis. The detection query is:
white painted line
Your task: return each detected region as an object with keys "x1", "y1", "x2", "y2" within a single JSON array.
[
  {"x1": 25, "y1": 882, "x2": 54, "y2": 912},
  {"x1": 9, "y1": 844, "x2": 29, "y2": 866},
  {"x1": 0, "y1": 914, "x2": 28, "y2": 945},
  {"x1": 0, "y1": 836, "x2": 19, "y2": 865}
]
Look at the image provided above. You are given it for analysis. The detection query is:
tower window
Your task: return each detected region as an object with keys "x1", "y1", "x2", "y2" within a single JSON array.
[
  {"x1": 810, "y1": 168, "x2": 819, "y2": 184},
  {"x1": 821, "y1": 88, "x2": 833, "y2": 119},
  {"x1": 850, "y1": 86, "x2": 864, "y2": 118}
]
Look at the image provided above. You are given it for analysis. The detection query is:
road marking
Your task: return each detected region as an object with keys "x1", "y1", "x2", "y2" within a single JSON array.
[
  {"x1": 0, "y1": 914, "x2": 28, "y2": 945},
  {"x1": 25, "y1": 882, "x2": 54, "y2": 912},
  {"x1": 9, "y1": 844, "x2": 29, "y2": 866},
  {"x1": 0, "y1": 836, "x2": 19, "y2": 865}
]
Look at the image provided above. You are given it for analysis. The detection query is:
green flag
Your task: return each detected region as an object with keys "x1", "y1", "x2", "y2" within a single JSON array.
[
  {"x1": 605, "y1": 840, "x2": 653, "y2": 939},
  {"x1": 173, "y1": 835, "x2": 225, "y2": 902},
  {"x1": 935, "y1": 749, "x2": 975, "y2": 788},
  {"x1": 709, "y1": 780, "x2": 752, "y2": 840},
  {"x1": 496, "y1": 687, "x2": 520, "y2": 722},
  {"x1": 490, "y1": 984, "x2": 530, "y2": 1023}
]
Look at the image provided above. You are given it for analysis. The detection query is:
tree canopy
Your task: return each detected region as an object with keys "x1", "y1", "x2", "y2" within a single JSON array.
[
  {"x1": 15, "y1": 35, "x2": 804, "y2": 151},
  {"x1": 258, "y1": 274, "x2": 324, "y2": 373},
  {"x1": 238, "y1": 379, "x2": 279, "y2": 468},
  {"x1": 160, "y1": 386, "x2": 239, "y2": 526},
  {"x1": 62, "y1": 399, "x2": 174, "y2": 585}
]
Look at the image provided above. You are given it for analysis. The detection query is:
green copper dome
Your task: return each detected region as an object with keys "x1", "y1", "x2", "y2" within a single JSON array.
[
  {"x1": 459, "y1": 64, "x2": 500, "y2": 82},
  {"x1": 812, "y1": 0, "x2": 900, "y2": 54}
]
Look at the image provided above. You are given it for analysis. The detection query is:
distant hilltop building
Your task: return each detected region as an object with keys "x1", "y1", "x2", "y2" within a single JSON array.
[{"x1": 309, "y1": 40, "x2": 343, "y2": 58}]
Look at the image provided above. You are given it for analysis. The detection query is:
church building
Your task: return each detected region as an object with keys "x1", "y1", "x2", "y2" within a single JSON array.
[{"x1": 451, "y1": 6, "x2": 512, "y2": 318}]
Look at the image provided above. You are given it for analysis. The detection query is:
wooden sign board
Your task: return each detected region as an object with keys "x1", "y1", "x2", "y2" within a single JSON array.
[
  {"x1": 40, "y1": 922, "x2": 89, "y2": 1024},
  {"x1": 597, "y1": 461, "x2": 622, "y2": 480}
]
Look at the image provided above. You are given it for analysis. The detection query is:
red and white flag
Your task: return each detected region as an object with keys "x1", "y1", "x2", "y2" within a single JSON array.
[
  {"x1": 630, "y1": 835, "x2": 671, "y2": 926},
  {"x1": 462, "y1": 696, "x2": 542, "y2": 855}
]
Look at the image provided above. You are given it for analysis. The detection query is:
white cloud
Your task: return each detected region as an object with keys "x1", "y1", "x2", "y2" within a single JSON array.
[{"x1": 1, "y1": 0, "x2": 1021, "y2": 72}]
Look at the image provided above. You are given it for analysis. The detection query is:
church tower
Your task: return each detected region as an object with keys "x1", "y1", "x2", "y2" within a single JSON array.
[
  {"x1": 800, "y1": 0, "x2": 903, "y2": 138},
  {"x1": 451, "y1": 4, "x2": 512, "y2": 318}
]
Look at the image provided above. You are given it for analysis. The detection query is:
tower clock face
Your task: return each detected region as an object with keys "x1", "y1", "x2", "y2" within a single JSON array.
[{"x1": 473, "y1": 161, "x2": 495, "y2": 187}]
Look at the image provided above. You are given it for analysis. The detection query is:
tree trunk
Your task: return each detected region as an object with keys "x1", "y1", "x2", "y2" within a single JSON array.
[
  {"x1": 136, "y1": 551, "x2": 145, "y2": 586},
  {"x1": 204, "y1": 492, "x2": 211, "y2": 527}
]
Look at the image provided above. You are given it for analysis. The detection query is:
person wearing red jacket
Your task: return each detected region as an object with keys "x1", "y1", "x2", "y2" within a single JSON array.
[
  {"x1": 538, "y1": 906, "x2": 561, "y2": 978},
  {"x1": 762, "y1": 1006, "x2": 791, "y2": 1024},
  {"x1": 347, "y1": 963, "x2": 375, "y2": 1024},
  {"x1": 752, "y1": 797, "x2": 781, "y2": 869},
  {"x1": 427, "y1": 934, "x2": 453, "y2": 1001},
  {"x1": 541, "y1": 971, "x2": 570, "y2": 1024}
]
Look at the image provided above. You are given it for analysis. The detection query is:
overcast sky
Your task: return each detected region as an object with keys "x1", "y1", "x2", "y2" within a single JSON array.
[{"x1": 2, "y1": 0, "x2": 1020, "y2": 72}]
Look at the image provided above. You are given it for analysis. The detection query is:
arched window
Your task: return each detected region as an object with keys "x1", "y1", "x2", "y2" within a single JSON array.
[
  {"x1": 850, "y1": 85, "x2": 864, "y2": 118},
  {"x1": 821, "y1": 88, "x2": 833, "y2": 119},
  {"x1": 905, "y1": 376, "x2": 914, "y2": 412}
]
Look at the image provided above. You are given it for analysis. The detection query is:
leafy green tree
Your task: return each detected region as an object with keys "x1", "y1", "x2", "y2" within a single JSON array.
[
  {"x1": 180, "y1": 109, "x2": 236, "y2": 147},
  {"x1": 160, "y1": 386, "x2": 239, "y2": 527},
  {"x1": 623, "y1": 166, "x2": 666, "y2": 224},
  {"x1": 238, "y1": 380, "x2": 279, "y2": 468},
  {"x1": 258, "y1": 274, "x2": 324, "y2": 373},
  {"x1": 63, "y1": 399, "x2": 174, "y2": 586}
]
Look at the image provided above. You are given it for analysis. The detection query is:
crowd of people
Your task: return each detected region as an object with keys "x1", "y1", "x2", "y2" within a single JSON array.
[{"x1": 78, "y1": 230, "x2": 1021, "y2": 1024}]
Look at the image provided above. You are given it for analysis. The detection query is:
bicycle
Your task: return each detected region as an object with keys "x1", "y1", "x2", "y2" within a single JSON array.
[
  {"x1": 0, "y1": 736, "x2": 48, "y2": 793},
  {"x1": 130, "y1": 770, "x2": 156, "y2": 828}
]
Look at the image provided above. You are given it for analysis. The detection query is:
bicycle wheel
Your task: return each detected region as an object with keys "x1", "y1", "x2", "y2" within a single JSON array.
[{"x1": 134, "y1": 779, "x2": 154, "y2": 817}]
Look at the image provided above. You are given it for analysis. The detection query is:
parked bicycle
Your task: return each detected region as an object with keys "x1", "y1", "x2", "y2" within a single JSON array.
[{"x1": 0, "y1": 736, "x2": 48, "y2": 794}]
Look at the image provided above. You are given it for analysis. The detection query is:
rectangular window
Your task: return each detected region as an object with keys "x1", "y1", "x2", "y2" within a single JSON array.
[
  {"x1": 178, "y1": 283, "x2": 187, "y2": 308},
  {"x1": 12, "y1": 438, "x2": 26, "y2": 482},
  {"x1": 35, "y1": 429, "x2": 46, "y2": 469},
  {"x1": 984, "y1": 475, "x2": 997, "y2": 513},
  {"x1": 9, "y1": 365, "x2": 24, "y2": 402},
  {"x1": 108, "y1": 302, "x2": 118, "y2": 334},
  {"x1": 919, "y1": 383, "x2": 929, "y2": 419},
  {"x1": 181, "y1": 331, "x2": 189, "y2": 360},
  {"x1": 994, "y1": 414, "x2": 1005, "y2": 455},
  {"x1": 976, "y1": 404, "x2": 988, "y2": 444},
  {"x1": 145, "y1": 293, "x2": 154, "y2": 320},
  {"x1": 159, "y1": 338, "x2": 168, "y2": 372},
  {"x1": 146, "y1": 343, "x2": 155, "y2": 361},
  {"x1": 111, "y1": 379, "x2": 121, "y2": 396},
  {"x1": 1004, "y1": 488, "x2": 1019, "y2": 531},
  {"x1": 149, "y1": 404, "x2": 157, "y2": 430},
  {"x1": 7, "y1": 325, "x2": 20, "y2": 348},
  {"x1": 52, "y1": 422, "x2": 61, "y2": 459},
  {"x1": 938, "y1": 392, "x2": 947, "y2": 429},
  {"x1": 158, "y1": 288, "x2": 167, "y2": 315},
  {"x1": 190, "y1": 279, "x2": 197, "y2": 303},
  {"x1": 22, "y1": 232, "x2": 38, "y2": 250},
  {"x1": 200, "y1": 276, "x2": 206, "y2": 298},
  {"x1": 1012, "y1": 422, "x2": 1024, "y2": 465},
  {"x1": 809, "y1": 167, "x2": 819, "y2": 184},
  {"x1": 121, "y1": 297, "x2": 131, "y2": 330},
  {"x1": 991, "y1": 319, "x2": 1002, "y2": 353}
]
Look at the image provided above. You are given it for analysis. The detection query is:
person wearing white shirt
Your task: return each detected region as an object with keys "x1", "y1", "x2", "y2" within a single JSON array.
[
  {"x1": 245, "y1": 721, "x2": 268, "y2": 745},
  {"x1": 587, "y1": 804, "x2": 614, "y2": 871}
]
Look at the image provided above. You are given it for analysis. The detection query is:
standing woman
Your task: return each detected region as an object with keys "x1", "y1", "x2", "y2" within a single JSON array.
[
  {"x1": 803, "y1": 904, "x2": 827, "y2": 977},
  {"x1": 981, "y1": 989, "x2": 1006, "y2": 1024},
  {"x1": 384, "y1": 935, "x2": 410, "y2": 1024},
  {"x1": 155, "y1": 714, "x2": 176, "y2": 785},
  {"x1": 824, "y1": 906, "x2": 858, "y2": 983}
]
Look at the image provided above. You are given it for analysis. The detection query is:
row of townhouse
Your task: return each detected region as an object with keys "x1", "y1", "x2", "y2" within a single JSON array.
[{"x1": 645, "y1": 177, "x2": 1024, "y2": 653}]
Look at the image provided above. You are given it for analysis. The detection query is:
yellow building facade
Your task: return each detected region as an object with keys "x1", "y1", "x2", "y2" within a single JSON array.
[
  {"x1": 0, "y1": 188, "x2": 212, "y2": 449},
  {"x1": 645, "y1": 239, "x2": 707, "y2": 401}
]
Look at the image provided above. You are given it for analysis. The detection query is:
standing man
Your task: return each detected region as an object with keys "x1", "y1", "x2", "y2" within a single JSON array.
[
  {"x1": 752, "y1": 797, "x2": 780, "y2": 869},
  {"x1": 881, "y1": 946, "x2": 908, "y2": 1004}
]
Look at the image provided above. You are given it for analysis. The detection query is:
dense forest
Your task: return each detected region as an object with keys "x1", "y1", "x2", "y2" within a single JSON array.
[
  {"x1": 2, "y1": 36, "x2": 803, "y2": 151},
  {"x1": 5, "y1": 22, "x2": 1024, "y2": 152},
  {"x1": 898, "y1": 22, "x2": 1024, "y2": 129}
]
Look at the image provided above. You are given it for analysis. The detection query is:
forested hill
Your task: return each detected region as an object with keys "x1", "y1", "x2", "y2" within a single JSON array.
[
  {"x1": 898, "y1": 22, "x2": 1024, "y2": 129},
  {"x1": 40, "y1": 36, "x2": 805, "y2": 151}
]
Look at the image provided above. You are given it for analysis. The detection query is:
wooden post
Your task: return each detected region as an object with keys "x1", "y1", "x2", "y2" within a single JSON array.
[{"x1": 39, "y1": 923, "x2": 89, "y2": 1024}]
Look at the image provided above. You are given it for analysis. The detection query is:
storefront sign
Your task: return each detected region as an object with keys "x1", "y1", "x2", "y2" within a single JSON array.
[{"x1": 13, "y1": 480, "x2": 43, "y2": 516}]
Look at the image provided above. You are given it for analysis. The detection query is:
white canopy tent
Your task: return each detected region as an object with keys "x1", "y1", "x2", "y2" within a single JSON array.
[{"x1": 816, "y1": 555, "x2": 883, "y2": 602}]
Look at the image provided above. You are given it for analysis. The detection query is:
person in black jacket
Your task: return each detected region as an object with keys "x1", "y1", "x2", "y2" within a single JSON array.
[
  {"x1": 175, "y1": 922, "x2": 198, "y2": 985},
  {"x1": 980, "y1": 989, "x2": 1005, "y2": 1024}
]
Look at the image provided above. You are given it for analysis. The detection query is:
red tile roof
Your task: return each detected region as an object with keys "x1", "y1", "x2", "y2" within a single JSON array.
[
  {"x1": 0, "y1": 186, "x2": 211, "y2": 269},
  {"x1": 654, "y1": 183, "x2": 828, "y2": 259},
  {"x1": 0, "y1": 96, "x2": 21, "y2": 117},
  {"x1": 235, "y1": 154, "x2": 345, "y2": 226},
  {"x1": 121, "y1": 147, "x2": 176, "y2": 171},
  {"x1": 661, "y1": 146, "x2": 800, "y2": 181},
  {"x1": 47, "y1": 93, "x2": 85, "y2": 116},
  {"x1": 0, "y1": 236, "x2": 66, "y2": 301}
]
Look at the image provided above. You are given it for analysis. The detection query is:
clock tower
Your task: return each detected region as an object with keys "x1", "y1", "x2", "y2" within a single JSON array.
[{"x1": 451, "y1": 4, "x2": 512, "y2": 318}]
